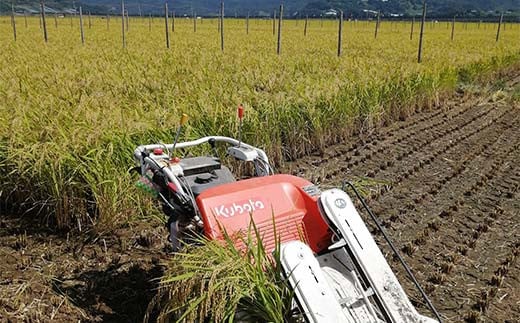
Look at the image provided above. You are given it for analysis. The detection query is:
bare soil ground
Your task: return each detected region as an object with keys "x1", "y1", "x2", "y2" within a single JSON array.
[
  {"x1": 287, "y1": 73, "x2": 520, "y2": 322},
  {"x1": 1, "y1": 72, "x2": 519, "y2": 322}
]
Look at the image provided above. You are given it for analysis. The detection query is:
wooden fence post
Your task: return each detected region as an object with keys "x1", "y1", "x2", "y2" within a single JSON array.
[
  {"x1": 496, "y1": 13, "x2": 503, "y2": 42},
  {"x1": 337, "y1": 10, "x2": 343, "y2": 57},
  {"x1": 246, "y1": 12, "x2": 249, "y2": 34},
  {"x1": 24, "y1": 11, "x2": 28, "y2": 28},
  {"x1": 417, "y1": 1, "x2": 426, "y2": 63},
  {"x1": 272, "y1": 9, "x2": 276, "y2": 36},
  {"x1": 11, "y1": 4, "x2": 17, "y2": 41},
  {"x1": 88, "y1": 11, "x2": 92, "y2": 29},
  {"x1": 79, "y1": 6, "x2": 85, "y2": 44},
  {"x1": 164, "y1": 3, "x2": 170, "y2": 48},
  {"x1": 451, "y1": 16, "x2": 455, "y2": 41},
  {"x1": 40, "y1": 0, "x2": 48, "y2": 42},
  {"x1": 54, "y1": 12, "x2": 58, "y2": 28},
  {"x1": 277, "y1": 4, "x2": 283, "y2": 55},
  {"x1": 107, "y1": 14, "x2": 110, "y2": 30},
  {"x1": 193, "y1": 12, "x2": 197, "y2": 32},
  {"x1": 121, "y1": 0, "x2": 126, "y2": 48},
  {"x1": 220, "y1": 1, "x2": 224, "y2": 51},
  {"x1": 374, "y1": 11, "x2": 380, "y2": 38},
  {"x1": 304, "y1": 15, "x2": 308, "y2": 36},
  {"x1": 172, "y1": 11, "x2": 175, "y2": 32},
  {"x1": 410, "y1": 16, "x2": 414, "y2": 40}
]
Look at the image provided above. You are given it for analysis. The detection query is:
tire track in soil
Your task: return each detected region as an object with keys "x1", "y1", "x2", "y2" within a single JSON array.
[{"x1": 285, "y1": 83, "x2": 520, "y2": 322}]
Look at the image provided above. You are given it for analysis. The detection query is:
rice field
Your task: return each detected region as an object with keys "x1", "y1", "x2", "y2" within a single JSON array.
[{"x1": 0, "y1": 15, "x2": 519, "y2": 228}]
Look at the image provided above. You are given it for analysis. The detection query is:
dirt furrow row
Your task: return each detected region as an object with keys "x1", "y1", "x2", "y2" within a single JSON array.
[
  {"x1": 290, "y1": 95, "x2": 496, "y2": 182},
  {"x1": 372, "y1": 107, "x2": 519, "y2": 233},
  {"x1": 370, "y1": 123, "x2": 520, "y2": 317},
  {"x1": 394, "y1": 144, "x2": 520, "y2": 316},
  {"x1": 320, "y1": 94, "x2": 484, "y2": 161},
  {"x1": 284, "y1": 80, "x2": 520, "y2": 322},
  {"x1": 342, "y1": 107, "x2": 514, "y2": 239}
]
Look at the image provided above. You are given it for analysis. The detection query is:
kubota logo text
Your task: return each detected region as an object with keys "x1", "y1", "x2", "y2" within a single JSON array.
[{"x1": 214, "y1": 199, "x2": 265, "y2": 218}]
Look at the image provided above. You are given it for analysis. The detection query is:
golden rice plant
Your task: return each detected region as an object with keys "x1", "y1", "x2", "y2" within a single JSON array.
[
  {"x1": 0, "y1": 16, "x2": 518, "y2": 228},
  {"x1": 148, "y1": 220, "x2": 296, "y2": 323}
]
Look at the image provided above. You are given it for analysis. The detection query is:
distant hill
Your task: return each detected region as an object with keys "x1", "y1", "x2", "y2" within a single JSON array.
[{"x1": 4, "y1": 0, "x2": 519, "y2": 18}]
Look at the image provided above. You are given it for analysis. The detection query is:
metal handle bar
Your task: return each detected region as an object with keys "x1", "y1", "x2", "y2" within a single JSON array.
[{"x1": 134, "y1": 136, "x2": 270, "y2": 166}]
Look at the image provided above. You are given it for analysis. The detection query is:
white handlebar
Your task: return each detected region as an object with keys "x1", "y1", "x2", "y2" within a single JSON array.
[{"x1": 134, "y1": 136, "x2": 271, "y2": 171}]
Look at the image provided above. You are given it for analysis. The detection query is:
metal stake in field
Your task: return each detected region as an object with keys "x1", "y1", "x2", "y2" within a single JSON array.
[
  {"x1": 193, "y1": 12, "x2": 196, "y2": 32},
  {"x1": 410, "y1": 16, "x2": 414, "y2": 40},
  {"x1": 374, "y1": 11, "x2": 380, "y2": 39},
  {"x1": 88, "y1": 11, "x2": 92, "y2": 29},
  {"x1": 11, "y1": 4, "x2": 17, "y2": 41},
  {"x1": 148, "y1": 13, "x2": 151, "y2": 31},
  {"x1": 40, "y1": 0, "x2": 48, "y2": 42},
  {"x1": 417, "y1": 1, "x2": 426, "y2": 63},
  {"x1": 125, "y1": 9, "x2": 129, "y2": 31},
  {"x1": 220, "y1": 1, "x2": 225, "y2": 51},
  {"x1": 450, "y1": 16, "x2": 455, "y2": 41},
  {"x1": 121, "y1": 0, "x2": 126, "y2": 48},
  {"x1": 337, "y1": 10, "x2": 343, "y2": 57},
  {"x1": 24, "y1": 11, "x2": 28, "y2": 28},
  {"x1": 79, "y1": 6, "x2": 85, "y2": 44},
  {"x1": 54, "y1": 12, "x2": 58, "y2": 28},
  {"x1": 276, "y1": 4, "x2": 283, "y2": 55},
  {"x1": 107, "y1": 14, "x2": 110, "y2": 30},
  {"x1": 304, "y1": 15, "x2": 308, "y2": 36},
  {"x1": 496, "y1": 13, "x2": 503, "y2": 42},
  {"x1": 164, "y1": 3, "x2": 170, "y2": 49}
]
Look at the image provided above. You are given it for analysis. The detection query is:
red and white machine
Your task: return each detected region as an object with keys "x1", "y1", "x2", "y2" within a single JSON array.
[{"x1": 132, "y1": 109, "x2": 441, "y2": 323}]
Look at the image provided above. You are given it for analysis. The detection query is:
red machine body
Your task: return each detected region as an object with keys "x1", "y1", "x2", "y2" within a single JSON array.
[{"x1": 196, "y1": 174, "x2": 332, "y2": 253}]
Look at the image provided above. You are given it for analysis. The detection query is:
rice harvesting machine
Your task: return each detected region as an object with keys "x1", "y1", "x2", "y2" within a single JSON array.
[{"x1": 132, "y1": 107, "x2": 442, "y2": 323}]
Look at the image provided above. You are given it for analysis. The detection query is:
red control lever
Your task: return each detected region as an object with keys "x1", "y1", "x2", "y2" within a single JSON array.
[
  {"x1": 237, "y1": 104, "x2": 244, "y2": 147},
  {"x1": 238, "y1": 104, "x2": 244, "y2": 119}
]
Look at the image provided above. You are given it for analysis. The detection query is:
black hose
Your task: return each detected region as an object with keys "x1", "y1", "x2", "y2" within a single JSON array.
[{"x1": 342, "y1": 181, "x2": 443, "y2": 323}]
